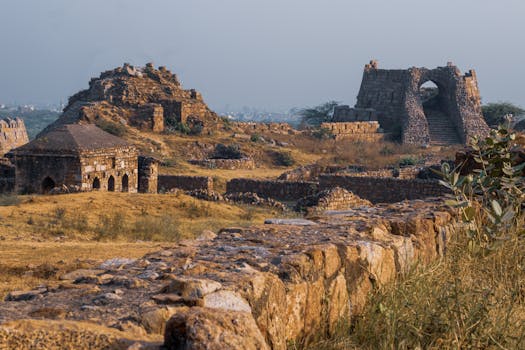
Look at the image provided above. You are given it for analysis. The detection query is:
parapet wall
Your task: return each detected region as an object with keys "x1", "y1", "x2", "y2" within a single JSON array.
[
  {"x1": 319, "y1": 174, "x2": 449, "y2": 203},
  {"x1": 226, "y1": 178, "x2": 318, "y2": 201},
  {"x1": 0, "y1": 118, "x2": 29, "y2": 156},
  {"x1": 158, "y1": 175, "x2": 213, "y2": 192}
]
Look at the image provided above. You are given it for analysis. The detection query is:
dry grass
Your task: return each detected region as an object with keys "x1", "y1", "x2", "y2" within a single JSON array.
[
  {"x1": 0, "y1": 191, "x2": 283, "y2": 299},
  {"x1": 308, "y1": 227, "x2": 525, "y2": 350},
  {"x1": 0, "y1": 241, "x2": 164, "y2": 299},
  {"x1": 0, "y1": 192, "x2": 279, "y2": 241}
]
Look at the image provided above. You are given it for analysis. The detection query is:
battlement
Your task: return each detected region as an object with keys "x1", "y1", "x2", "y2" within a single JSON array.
[{"x1": 0, "y1": 117, "x2": 29, "y2": 156}]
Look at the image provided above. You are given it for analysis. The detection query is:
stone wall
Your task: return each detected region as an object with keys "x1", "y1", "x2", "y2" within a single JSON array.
[
  {"x1": 0, "y1": 118, "x2": 29, "y2": 156},
  {"x1": 131, "y1": 104, "x2": 164, "y2": 132},
  {"x1": 320, "y1": 121, "x2": 383, "y2": 141},
  {"x1": 189, "y1": 158, "x2": 255, "y2": 170},
  {"x1": 226, "y1": 178, "x2": 318, "y2": 200},
  {"x1": 138, "y1": 156, "x2": 159, "y2": 193},
  {"x1": 234, "y1": 122, "x2": 297, "y2": 135},
  {"x1": 158, "y1": 175, "x2": 213, "y2": 192},
  {"x1": 319, "y1": 174, "x2": 449, "y2": 203}
]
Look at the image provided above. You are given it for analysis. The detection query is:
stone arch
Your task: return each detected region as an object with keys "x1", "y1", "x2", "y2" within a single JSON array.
[
  {"x1": 108, "y1": 175, "x2": 115, "y2": 192},
  {"x1": 93, "y1": 177, "x2": 101, "y2": 190},
  {"x1": 416, "y1": 74, "x2": 461, "y2": 145},
  {"x1": 41, "y1": 177, "x2": 55, "y2": 194},
  {"x1": 121, "y1": 174, "x2": 129, "y2": 192}
]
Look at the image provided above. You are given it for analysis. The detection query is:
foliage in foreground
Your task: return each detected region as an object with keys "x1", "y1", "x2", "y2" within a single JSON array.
[{"x1": 311, "y1": 125, "x2": 525, "y2": 349}]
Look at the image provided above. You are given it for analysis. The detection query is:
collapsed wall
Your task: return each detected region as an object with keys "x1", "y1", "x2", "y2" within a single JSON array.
[
  {"x1": 226, "y1": 178, "x2": 319, "y2": 201},
  {"x1": 158, "y1": 175, "x2": 214, "y2": 192}
]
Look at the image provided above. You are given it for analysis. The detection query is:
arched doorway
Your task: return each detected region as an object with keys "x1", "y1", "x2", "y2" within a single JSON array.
[
  {"x1": 419, "y1": 80, "x2": 460, "y2": 145},
  {"x1": 41, "y1": 177, "x2": 55, "y2": 194},
  {"x1": 121, "y1": 174, "x2": 129, "y2": 192},
  {"x1": 108, "y1": 176, "x2": 115, "y2": 192},
  {"x1": 93, "y1": 177, "x2": 101, "y2": 190}
]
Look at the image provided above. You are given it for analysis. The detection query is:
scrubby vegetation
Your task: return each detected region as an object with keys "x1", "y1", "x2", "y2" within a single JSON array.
[
  {"x1": 482, "y1": 102, "x2": 525, "y2": 127},
  {"x1": 311, "y1": 125, "x2": 525, "y2": 349}
]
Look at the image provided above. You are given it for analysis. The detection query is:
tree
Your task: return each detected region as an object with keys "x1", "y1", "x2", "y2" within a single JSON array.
[
  {"x1": 298, "y1": 101, "x2": 339, "y2": 127},
  {"x1": 481, "y1": 102, "x2": 525, "y2": 127}
]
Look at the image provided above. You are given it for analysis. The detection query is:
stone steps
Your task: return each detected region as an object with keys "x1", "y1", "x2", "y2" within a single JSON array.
[{"x1": 425, "y1": 109, "x2": 462, "y2": 145}]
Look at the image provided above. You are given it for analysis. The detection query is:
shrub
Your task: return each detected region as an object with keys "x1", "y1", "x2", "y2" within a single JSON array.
[
  {"x1": 212, "y1": 143, "x2": 244, "y2": 159},
  {"x1": 272, "y1": 151, "x2": 295, "y2": 166},
  {"x1": 95, "y1": 119, "x2": 127, "y2": 137},
  {"x1": 96, "y1": 211, "x2": 128, "y2": 240},
  {"x1": 482, "y1": 102, "x2": 525, "y2": 127},
  {"x1": 132, "y1": 215, "x2": 181, "y2": 241},
  {"x1": 398, "y1": 156, "x2": 419, "y2": 167}
]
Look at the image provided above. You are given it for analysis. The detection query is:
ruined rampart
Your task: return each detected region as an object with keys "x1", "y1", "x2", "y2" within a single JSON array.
[
  {"x1": 158, "y1": 175, "x2": 213, "y2": 192},
  {"x1": 319, "y1": 174, "x2": 449, "y2": 203},
  {"x1": 189, "y1": 158, "x2": 256, "y2": 170},
  {"x1": 226, "y1": 179, "x2": 318, "y2": 201}
]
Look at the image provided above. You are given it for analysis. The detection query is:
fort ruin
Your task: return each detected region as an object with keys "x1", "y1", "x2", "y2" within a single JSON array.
[{"x1": 334, "y1": 60, "x2": 490, "y2": 145}]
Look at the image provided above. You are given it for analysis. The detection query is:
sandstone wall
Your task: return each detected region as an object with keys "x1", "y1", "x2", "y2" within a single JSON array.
[
  {"x1": 0, "y1": 118, "x2": 29, "y2": 156},
  {"x1": 319, "y1": 174, "x2": 449, "y2": 203},
  {"x1": 320, "y1": 121, "x2": 383, "y2": 141},
  {"x1": 226, "y1": 178, "x2": 318, "y2": 201},
  {"x1": 158, "y1": 175, "x2": 213, "y2": 192},
  {"x1": 234, "y1": 122, "x2": 297, "y2": 135}
]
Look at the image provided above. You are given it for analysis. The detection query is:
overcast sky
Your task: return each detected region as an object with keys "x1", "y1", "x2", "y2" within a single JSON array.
[{"x1": 0, "y1": 0, "x2": 524, "y2": 111}]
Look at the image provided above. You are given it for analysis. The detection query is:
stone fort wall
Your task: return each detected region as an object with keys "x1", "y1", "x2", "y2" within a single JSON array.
[
  {"x1": 319, "y1": 174, "x2": 450, "y2": 203},
  {"x1": 226, "y1": 179, "x2": 319, "y2": 201},
  {"x1": 0, "y1": 118, "x2": 29, "y2": 156},
  {"x1": 158, "y1": 175, "x2": 214, "y2": 192}
]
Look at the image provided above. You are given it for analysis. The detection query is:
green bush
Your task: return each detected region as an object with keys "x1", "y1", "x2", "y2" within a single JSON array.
[
  {"x1": 482, "y1": 102, "x2": 525, "y2": 127},
  {"x1": 272, "y1": 151, "x2": 295, "y2": 166},
  {"x1": 95, "y1": 119, "x2": 127, "y2": 137},
  {"x1": 312, "y1": 127, "x2": 334, "y2": 140},
  {"x1": 398, "y1": 156, "x2": 419, "y2": 167}
]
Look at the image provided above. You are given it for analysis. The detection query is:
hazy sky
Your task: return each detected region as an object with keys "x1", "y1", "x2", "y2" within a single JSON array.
[{"x1": 1, "y1": 0, "x2": 524, "y2": 111}]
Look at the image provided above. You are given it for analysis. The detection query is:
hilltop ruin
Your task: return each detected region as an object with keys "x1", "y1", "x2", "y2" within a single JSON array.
[
  {"x1": 40, "y1": 63, "x2": 219, "y2": 135},
  {"x1": 334, "y1": 61, "x2": 490, "y2": 145}
]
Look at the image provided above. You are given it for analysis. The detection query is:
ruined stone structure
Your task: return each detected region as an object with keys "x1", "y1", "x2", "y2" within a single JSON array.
[
  {"x1": 296, "y1": 187, "x2": 372, "y2": 215},
  {"x1": 320, "y1": 121, "x2": 383, "y2": 141},
  {"x1": 0, "y1": 117, "x2": 29, "y2": 156},
  {"x1": 336, "y1": 60, "x2": 490, "y2": 145},
  {"x1": 138, "y1": 156, "x2": 159, "y2": 194},
  {"x1": 40, "y1": 63, "x2": 218, "y2": 135},
  {"x1": 319, "y1": 174, "x2": 450, "y2": 203},
  {"x1": 8, "y1": 124, "x2": 138, "y2": 194}
]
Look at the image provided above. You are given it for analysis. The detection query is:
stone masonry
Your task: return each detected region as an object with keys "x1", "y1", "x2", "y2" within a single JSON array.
[
  {"x1": 0, "y1": 117, "x2": 29, "y2": 156},
  {"x1": 320, "y1": 121, "x2": 383, "y2": 141},
  {"x1": 8, "y1": 124, "x2": 138, "y2": 194},
  {"x1": 337, "y1": 60, "x2": 490, "y2": 145}
]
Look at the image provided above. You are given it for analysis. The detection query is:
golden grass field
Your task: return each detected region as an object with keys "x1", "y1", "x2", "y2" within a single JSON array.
[{"x1": 0, "y1": 192, "x2": 283, "y2": 298}]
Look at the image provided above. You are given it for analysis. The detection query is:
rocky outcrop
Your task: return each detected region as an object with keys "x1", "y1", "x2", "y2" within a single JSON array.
[
  {"x1": 39, "y1": 63, "x2": 219, "y2": 136},
  {"x1": 0, "y1": 199, "x2": 456, "y2": 349}
]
